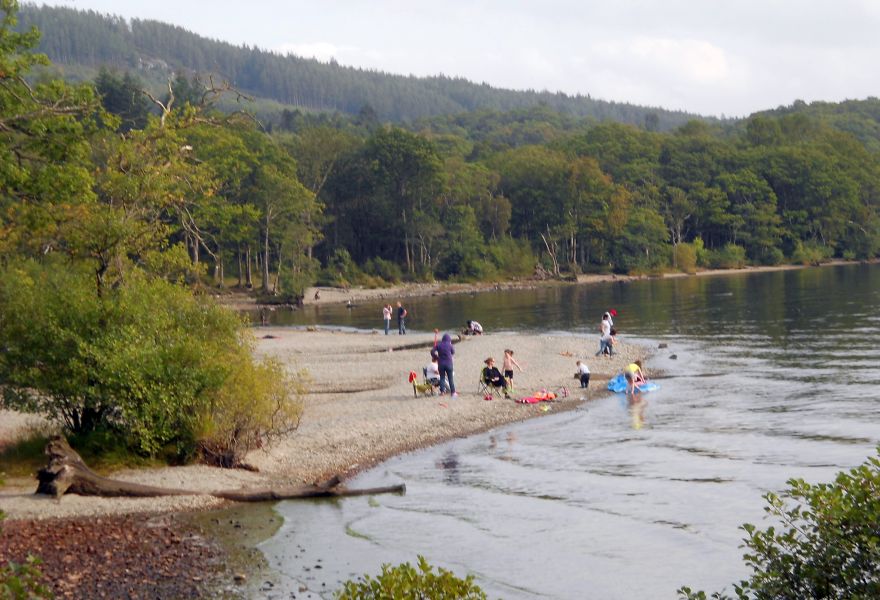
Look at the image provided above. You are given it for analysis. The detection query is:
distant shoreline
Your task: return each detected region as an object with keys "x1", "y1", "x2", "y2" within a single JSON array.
[{"x1": 216, "y1": 259, "x2": 872, "y2": 311}]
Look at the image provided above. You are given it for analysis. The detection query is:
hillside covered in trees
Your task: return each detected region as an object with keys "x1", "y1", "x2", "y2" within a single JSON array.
[
  {"x1": 17, "y1": 3, "x2": 701, "y2": 128},
  {"x1": 6, "y1": 0, "x2": 880, "y2": 297}
]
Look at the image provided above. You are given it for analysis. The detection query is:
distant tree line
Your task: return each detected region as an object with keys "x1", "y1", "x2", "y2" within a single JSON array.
[
  {"x1": 91, "y1": 62, "x2": 880, "y2": 286},
  {"x1": 17, "y1": 3, "x2": 700, "y2": 128}
]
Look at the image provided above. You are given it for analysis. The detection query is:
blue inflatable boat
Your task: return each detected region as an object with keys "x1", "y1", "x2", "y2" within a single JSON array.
[{"x1": 606, "y1": 373, "x2": 659, "y2": 393}]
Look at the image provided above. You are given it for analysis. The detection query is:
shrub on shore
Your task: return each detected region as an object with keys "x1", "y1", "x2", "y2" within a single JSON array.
[
  {"x1": 337, "y1": 555, "x2": 486, "y2": 600},
  {"x1": 679, "y1": 447, "x2": 880, "y2": 599},
  {"x1": 0, "y1": 259, "x2": 303, "y2": 465}
]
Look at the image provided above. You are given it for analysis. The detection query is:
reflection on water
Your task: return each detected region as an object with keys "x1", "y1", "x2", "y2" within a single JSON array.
[
  {"x1": 259, "y1": 264, "x2": 880, "y2": 599},
  {"x1": 628, "y1": 397, "x2": 647, "y2": 430}
]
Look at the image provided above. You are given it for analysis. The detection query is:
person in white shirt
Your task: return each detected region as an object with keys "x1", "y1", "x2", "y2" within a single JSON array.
[
  {"x1": 603, "y1": 309, "x2": 616, "y2": 328},
  {"x1": 382, "y1": 304, "x2": 392, "y2": 335},
  {"x1": 425, "y1": 357, "x2": 441, "y2": 387},
  {"x1": 575, "y1": 360, "x2": 590, "y2": 388},
  {"x1": 596, "y1": 313, "x2": 614, "y2": 356}
]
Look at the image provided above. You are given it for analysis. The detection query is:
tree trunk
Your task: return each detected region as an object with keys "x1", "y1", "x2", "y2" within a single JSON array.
[
  {"x1": 401, "y1": 209, "x2": 413, "y2": 274},
  {"x1": 262, "y1": 214, "x2": 271, "y2": 294},
  {"x1": 191, "y1": 234, "x2": 200, "y2": 268},
  {"x1": 237, "y1": 246, "x2": 243, "y2": 287},
  {"x1": 35, "y1": 437, "x2": 405, "y2": 501},
  {"x1": 245, "y1": 244, "x2": 253, "y2": 288}
]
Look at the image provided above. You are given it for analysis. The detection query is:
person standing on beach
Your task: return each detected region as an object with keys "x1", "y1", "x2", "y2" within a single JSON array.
[
  {"x1": 596, "y1": 313, "x2": 613, "y2": 356},
  {"x1": 431, "y1": 333, "x2": 457, "y2": 397},
  {"x1": 382, "y1": 304, "x2": 392, "y2": 335},
  {"x1": 397, "y1": 301, "x2": 407, "y2": 335},
  {"x1": 575, "y1": 360, "x2": 590, "y2": 388},
  {"x1": 502, "y1": 349, "x2": 523, "y2": 389},
  {"x1": 604, "y1": 309, "x2": 617, "y2": 328}
]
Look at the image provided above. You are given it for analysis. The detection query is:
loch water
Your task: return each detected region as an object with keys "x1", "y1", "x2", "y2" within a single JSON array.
[{"x1": 258, "y1": 264, "x2": 880, "y2": 599}]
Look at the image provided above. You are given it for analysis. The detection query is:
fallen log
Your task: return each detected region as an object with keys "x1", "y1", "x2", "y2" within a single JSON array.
[{"x1": 36, "y1": 436, "x2": 405, "y2": 501}]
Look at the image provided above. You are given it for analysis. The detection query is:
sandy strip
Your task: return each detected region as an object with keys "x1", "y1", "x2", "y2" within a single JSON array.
[
  {"x1": 216, "y1": 261, "x2": 871, "y2": 311},
  {"x1": 0, "y1": 328, "x2": 647, "y2": 520}
]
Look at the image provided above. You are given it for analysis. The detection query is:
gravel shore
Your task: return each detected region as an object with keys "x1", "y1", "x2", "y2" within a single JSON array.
[{"x1": 0, "y1": 328, "x2": 646, "y2": 520}]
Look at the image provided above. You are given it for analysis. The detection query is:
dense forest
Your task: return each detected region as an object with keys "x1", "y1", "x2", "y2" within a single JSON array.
[
  {"x1": 16, "y1": 3, "x2": 702, "y2": 128},
  {"x1": 5, "y1": 2, "x2": 880, "y2": 296}
]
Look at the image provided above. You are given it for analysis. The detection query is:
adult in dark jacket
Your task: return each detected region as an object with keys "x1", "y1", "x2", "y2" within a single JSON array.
[{"x1": 431, "y1": 333, "x2": 457, "y2": 396}]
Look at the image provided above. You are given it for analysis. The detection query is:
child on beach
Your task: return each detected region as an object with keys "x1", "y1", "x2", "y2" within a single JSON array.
[
  {"x1": 502, "y1": 349, "x2": 523, "y2": 389},
  {"x1": 625, "y1": 360, "x2": 646, "y2": 396},
  {"x1": 425, "y1": 356, "x2": 441, "y2": 392},
  {"x1": 575, "y1": 360, "x2": 590, "y2": 388}
]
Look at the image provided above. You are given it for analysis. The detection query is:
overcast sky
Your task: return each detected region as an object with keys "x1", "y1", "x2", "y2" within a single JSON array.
[{"x1": 45, "y1": 0, "x2": 880, "y2": 117}]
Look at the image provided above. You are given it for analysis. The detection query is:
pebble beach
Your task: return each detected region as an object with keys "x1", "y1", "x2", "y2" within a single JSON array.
[
  {"x1": 1, "y1": 327, "x2": 646, "y2": 519},
  {"x1": 0, "y1": 326, "x2": 647, "y2": 596}
]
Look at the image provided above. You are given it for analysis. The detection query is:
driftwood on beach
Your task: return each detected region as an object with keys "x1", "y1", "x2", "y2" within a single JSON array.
[{"x1": 35, "y1": 436, "x2": 405, "y2": 501}]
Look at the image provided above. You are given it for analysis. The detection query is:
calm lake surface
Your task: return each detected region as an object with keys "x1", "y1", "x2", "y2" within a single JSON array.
[{"x1": 258, "y1": 264, "x2": 880, "y2": 599}]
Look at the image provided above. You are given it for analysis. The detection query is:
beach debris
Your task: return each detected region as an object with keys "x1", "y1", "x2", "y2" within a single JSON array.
[
  {"x1": 658, "y1": 342, "x2": 668, "y2": 348},
  {"x1": 35, "y1": 436, "x2": 406, "y2": 501},
  {"x1": 669, "y1": 354, "x2": 678, "y2": 359},
  {"x1": 517, "y1": 390, "x2": 557, "y2": 404}
]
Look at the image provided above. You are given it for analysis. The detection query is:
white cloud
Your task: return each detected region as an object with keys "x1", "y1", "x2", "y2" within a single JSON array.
[{"x1": 597, "y1": 37, "x2": 731, "y2": 85}]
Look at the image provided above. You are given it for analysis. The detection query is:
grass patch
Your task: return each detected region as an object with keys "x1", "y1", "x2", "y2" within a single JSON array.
[
  {"x1": 67, "y1": 430, "x2": 167, "y2": 474},
  {"x1": 0, "y1": 429, "x2": 165, "y2": 480},
  {"x1": 0, "y1": 433, "x2": 51, "y2": 478}
]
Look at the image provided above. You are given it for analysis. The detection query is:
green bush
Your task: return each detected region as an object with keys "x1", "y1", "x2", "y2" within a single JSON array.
[
  {"x1": 0, "y1": 512, "x2": 52, "y2": 600},
  {"x1": 487, "y1": 237, "x2": 536, "y2": 278},
  {"x1": 754, "y1": 246, "x2": 784, "y2": 266},
  {"x1": 194, "y1": 356, "x2": 305, "y2": 467},
  {"x1": 337, "y1": 555, "x2": 486, "y2": 600},
  {"x1": 707, "y1": 243, "x2": 747, "y2": 269},
  {"x1": 679, "y1": 447, "x2": 880, "y2": 600},
  {"x1": 405, "y1": 263, "x2": 437, "y2": 284},
  {"x1": 317, "y1": 248, "x2": 363, "y2": 288},
  {"x1": 0, "y1": 259, "x2": 303, "y2": 464},
  {"x1": 790, "y1": 240, "x2": 831, "y2": 266},
  {"x1": 673, "y1": 243, "x2": 698, "y2": 274},
  {"x1": 278, "y1": 255, "x2": 319, "y2": 304},
  {"x1": 363, "y1": 257, "x2": 403, "y2": 284},
  {"x1": 692, "y1": 238, "x2": 711, "y2": 268}
]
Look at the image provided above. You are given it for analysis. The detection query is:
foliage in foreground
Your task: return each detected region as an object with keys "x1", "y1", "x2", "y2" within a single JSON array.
[
  {"x1": 0, "y1": 510, "x2": 53, "y2": 600},
  {"x1": 0, "y1": 260, "x2": 303, "y2": 464},
  {"x1": 336, "y1": 555, "x2": 486, "y2": 600},
  {"x1": 679, "y1": 447, "x2": 880, "y2": 599}
]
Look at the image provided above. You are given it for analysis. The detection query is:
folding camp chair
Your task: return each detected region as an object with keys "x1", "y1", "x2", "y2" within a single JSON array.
[
  {"x1": 477, "y1": 368, "x2": 505, "y2": 399},
  {"x1": 409, "y1": 370, "x2": 435, "y2": 397}
]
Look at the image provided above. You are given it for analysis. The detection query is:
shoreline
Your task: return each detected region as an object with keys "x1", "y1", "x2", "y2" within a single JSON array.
[
  {"x1": 1, "y1": 328, "x2": 650, "y2": 595},
  {"x1": 217, "y1": 259, "x2": 871, "y2": 310},
  {"x1": 0, "y1": 328, "x2": 650, "y2": 595},
  {"x1": 1, "y1": 330, "x2": 648, "y2": 521}
]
